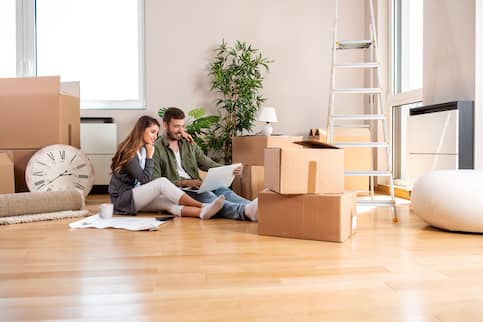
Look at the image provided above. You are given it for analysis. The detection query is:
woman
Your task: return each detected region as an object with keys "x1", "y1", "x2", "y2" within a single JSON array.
[{"x1": 108, "y1": 115, "x2": 224, "y2": 219}]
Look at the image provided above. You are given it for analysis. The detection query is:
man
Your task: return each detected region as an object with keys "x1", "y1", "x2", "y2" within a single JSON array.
[{"x1": 152, "y1": 107, "x2": 258, "y2": 221}]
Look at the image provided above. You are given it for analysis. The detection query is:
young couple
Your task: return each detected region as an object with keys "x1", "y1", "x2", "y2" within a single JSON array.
[{"x1": 108, "y1": 108, "x2": 258, "y2": 221}]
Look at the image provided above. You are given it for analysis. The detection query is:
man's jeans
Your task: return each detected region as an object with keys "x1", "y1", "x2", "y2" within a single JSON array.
[{"x1": 186, "y1": 187, "x2": 250, "y2": 220}]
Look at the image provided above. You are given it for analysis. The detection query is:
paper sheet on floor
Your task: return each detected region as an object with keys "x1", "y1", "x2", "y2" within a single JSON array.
[{"x1": 69, "y1": 214, "x2": 166, "y2": 231}]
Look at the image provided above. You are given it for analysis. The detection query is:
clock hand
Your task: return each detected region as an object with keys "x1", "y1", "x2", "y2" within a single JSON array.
[
  {"x1": 48, "y1": 170, "x2": 70, "y2": 184},
  {"x1": 48, "y1": 174, "x2": 62, "y2": 184}
]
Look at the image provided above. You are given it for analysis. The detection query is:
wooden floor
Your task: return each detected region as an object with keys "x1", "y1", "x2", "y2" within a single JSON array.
[{"x1": 1, "y1": 195, "x2": 483, "y2": 322}]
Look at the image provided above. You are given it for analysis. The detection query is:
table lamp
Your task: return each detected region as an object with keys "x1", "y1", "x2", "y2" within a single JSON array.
[{"x1": 257, "y1": 106, "x2": 278, "y2": 136}]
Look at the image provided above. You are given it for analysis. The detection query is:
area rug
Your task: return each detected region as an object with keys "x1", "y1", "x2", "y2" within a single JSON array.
[{"x1": 0, "y1": 209, "x2": 90, "y2": 225}]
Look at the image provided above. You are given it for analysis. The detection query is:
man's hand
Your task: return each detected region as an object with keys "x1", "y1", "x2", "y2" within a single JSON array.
[
  {"x1": 233, "y1": 165, "x2": 243, "y2": 176},
  {"x1": 145, "y1": 143, "x2": 155, "y2": 158},
  {"x1": 181, "y1": 129, "x2": 194, "y2": 144},
  {"x1": 178, "y1": 179, "x2": 202, "y2": 189}
]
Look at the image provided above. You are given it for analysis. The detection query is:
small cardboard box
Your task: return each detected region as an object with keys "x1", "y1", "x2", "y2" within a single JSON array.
[
  {"x1": 232, "y1": 165, "x2": 265, "y2": 200},
  {"x1": 0, "y1": 152, "x2": 15, "y2": 194},
  {"x1": 232, "y1": 135, "x2": 303, "y2": 166},
  {"x1": 258, "y1": 190, "x2": 356, "y2": 242},
  {"x1": 0, "y1": 149, "x2": 38, "y2": 193},
  {"x1": 264, "y1": 141, "x2": 344, "y2": 194},
  {"x1": 309, "y1": 128, "x2": 372, "y2": 191},
  {"x1": 0, "y1": 76, "x2": 80, "y2": 149}
]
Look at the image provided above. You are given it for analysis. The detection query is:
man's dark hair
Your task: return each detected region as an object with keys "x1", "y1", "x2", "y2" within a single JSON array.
[{"x1": 163, "y1": 107, "x2": 185, "y2": 124}]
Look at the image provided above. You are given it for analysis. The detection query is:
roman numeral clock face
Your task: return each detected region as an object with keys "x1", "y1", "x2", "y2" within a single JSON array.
[{"x1": 25, "y1": 144, "x2": 95, "y2": 197}]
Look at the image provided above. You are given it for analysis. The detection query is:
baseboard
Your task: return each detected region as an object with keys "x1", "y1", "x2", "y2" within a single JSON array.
[
  {"x1": 375, "y1": 184, "x2": 411, "y2": 200},
  {"x1": 90, "y1": 185, "x2": 109, "y2": 195}
]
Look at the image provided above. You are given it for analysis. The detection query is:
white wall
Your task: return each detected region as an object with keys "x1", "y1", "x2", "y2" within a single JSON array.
[
  {"x1": 81, "y1": 0, "x2": 367, "y2": 143},
  {"x1": 423, "y1": 0, "x2": 475, "y2": 105}
]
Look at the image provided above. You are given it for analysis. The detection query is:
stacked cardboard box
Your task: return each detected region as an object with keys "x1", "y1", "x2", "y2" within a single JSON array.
[
  {"x1": 258, "y1": 140, "x2": 356, "y2": 242},
  {"x1": 0, "y1": 76, "x2": 80, "y2": 192},
  {"x1": 231, "y1": 136, "x2": 302, "y2": 200},
  {"x1": 309, "y1": 127, "x2": 372, "y2": 191},
  {"x1": 0, "y1": 152, "x2": 15, "y2": 194}
]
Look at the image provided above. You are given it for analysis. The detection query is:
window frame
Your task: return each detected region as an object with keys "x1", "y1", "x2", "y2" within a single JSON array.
[
  {"x1": 389, "y1": 0, "x2": 424, "y2": 186},
  {"x1": 15, "y1": 0, "x2": 146, "y2": 110}
]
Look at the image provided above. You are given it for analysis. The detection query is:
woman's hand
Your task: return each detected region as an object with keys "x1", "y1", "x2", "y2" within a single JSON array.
[
  {"x1": 181, "y1": 129, "x2": 194, "y2": 144},
  {"x1": 145, "y1": 143, "x2": 155, "y2": 159},
  {"x1": 233, "y1": 165, "x2": 243, "y2": 176}
]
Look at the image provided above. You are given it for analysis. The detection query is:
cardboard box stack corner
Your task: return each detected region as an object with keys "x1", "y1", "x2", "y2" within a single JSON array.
[
  {"x1": 0, "y1": 76, "x2": 80, "y2": 193},
  {"x1": 258, "y1": 139, "x2": 357, "y2": 243},
  {"x1": 231, "y1": 135, "x2": 303, "y2": 200}
]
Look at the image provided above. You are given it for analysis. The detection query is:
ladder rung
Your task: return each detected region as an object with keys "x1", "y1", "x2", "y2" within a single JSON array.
[
  {"x1": 332, "y1": 114, "x2": 385, "y2": 120},
  {"x1": 357, "y1": 200, "x2": 396, "y2": 206},
  {"x1": 337, "y1": 40, "x2": 372, "y2": 50},
  {"x1": 333, "y1": 124, "x2": 370, "y2": 129},
  {"x1": 335, "y1": 63, "x2": 380, "y2": 69},
  {"x1": 345, "y1": 171, "x2": 392, "y2": 177},
  {"x1": 333, "y1": 88, "x2": 382, "y2": 94},
  {"x1": 335, "y1": 142, "x2": 389, "y2": 148}
]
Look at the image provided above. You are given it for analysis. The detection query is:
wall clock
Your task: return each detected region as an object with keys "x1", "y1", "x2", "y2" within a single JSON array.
[{"x1": 25, "y1": 144, "x2": 95, "y2": 196}]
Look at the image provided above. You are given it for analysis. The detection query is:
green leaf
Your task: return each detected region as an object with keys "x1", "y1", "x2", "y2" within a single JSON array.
[{"x1": 188, "y1": 107, "x2": 206, "y2": 120}]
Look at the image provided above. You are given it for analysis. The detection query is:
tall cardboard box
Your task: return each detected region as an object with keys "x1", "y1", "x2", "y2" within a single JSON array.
[
  {"x1": 0, "y1": 149, "x2": 37, "y2": 193},
  {"x1": 258, "y1": 190, "x2": 356, "y2": 242},
  {"x1": 264, "y1": 142, "x2": 344, "y2": 194},
  {"x1": 309, "y1": 128, "x2": 372, "y2": 191},
  {"x1": 0, "y1": 76, "x2": 80, "y2": 149},
  {"x1": 232, "y1": 135, "x2": 303, "y2": 166},
  {"x1": 0, "y1": 153, "x2": 15, "y2": 194},
  {"x1": 232, "y1": 165, "x2": 265, "y2": 200}
]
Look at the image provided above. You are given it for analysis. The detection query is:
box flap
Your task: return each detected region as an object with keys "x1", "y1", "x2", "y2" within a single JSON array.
[
  {"x1": 294, "y1": 140, "x2": 340, "y2": 149},
  {"x1": 0, "y1": 76, "x2": 61, "y2": 96}
]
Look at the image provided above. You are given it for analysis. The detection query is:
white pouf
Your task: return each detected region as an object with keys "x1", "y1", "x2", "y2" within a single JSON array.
[{"x1": 411, "y1": 170, "x2": 483, "y2": 233}]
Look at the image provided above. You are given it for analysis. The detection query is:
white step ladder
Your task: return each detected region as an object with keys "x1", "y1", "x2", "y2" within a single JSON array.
[{"x1": 326, "y1": 0, "x2": 398, "y2": 222}]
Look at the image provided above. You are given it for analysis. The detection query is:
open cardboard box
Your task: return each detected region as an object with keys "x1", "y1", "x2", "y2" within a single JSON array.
[
  {"x1": 309, "y1": 128, "x2": 372, "y2": 191},
  {"x1": 264, "y1": 140, "x2": 344, "y2": 194},
  {"x1": 0, "y1": 76, "x2": 80, "y2": 149}
]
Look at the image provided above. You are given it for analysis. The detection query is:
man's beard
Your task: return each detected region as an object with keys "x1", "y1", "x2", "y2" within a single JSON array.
[{"x1": 167, "y1": 130, "x2": 182, "y2": 140}]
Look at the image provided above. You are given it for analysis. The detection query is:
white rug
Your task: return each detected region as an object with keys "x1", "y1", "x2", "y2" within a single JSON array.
[{"x1": 0, "y1": 210, "x2": 91, "y2": 225}]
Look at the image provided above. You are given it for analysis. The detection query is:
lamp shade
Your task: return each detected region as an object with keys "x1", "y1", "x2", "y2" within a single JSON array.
[{"x1": 257, "y1": 107, "x2": 278, "y2": 123}]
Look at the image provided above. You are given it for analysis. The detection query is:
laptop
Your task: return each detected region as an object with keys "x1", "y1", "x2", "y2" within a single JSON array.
[{"x1": 182, "y1": 163, "x2": 241, "y2": 194}]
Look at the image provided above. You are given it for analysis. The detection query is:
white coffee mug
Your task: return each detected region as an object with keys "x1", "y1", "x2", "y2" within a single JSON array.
[{"x1": 99, "y1": 203, "x2": 114, "y2": 219}]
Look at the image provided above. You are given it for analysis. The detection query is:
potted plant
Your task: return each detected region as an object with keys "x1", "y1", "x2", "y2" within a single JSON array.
[{"x1": 208, "y1": 40, "x2": 272, "y2": 164}]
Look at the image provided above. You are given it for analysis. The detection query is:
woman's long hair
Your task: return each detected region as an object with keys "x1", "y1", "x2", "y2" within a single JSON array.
[{"x1": 111, "y1": 115, "x2": 160, "y2": 174}]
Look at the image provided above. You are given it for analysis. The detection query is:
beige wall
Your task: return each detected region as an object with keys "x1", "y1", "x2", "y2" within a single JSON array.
[
  {"x1": 82, "y1": 0, "x2": 367, "y2": 143},
  {"x1": 423, "y1": 0, "x2": 475, "y2": 105}
]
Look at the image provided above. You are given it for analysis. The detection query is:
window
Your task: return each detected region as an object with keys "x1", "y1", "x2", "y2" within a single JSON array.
[
  {"x1": 13, "y1": 0, "x2": 145, "y2": 109},
  {"x1": 0, "y1": 0, "x2": 17, "y2": 77},
  {"x1": 393, "y1": 0, "x2": 423, "y2": 94},
  {"x1": 391, "y1": 0, "x2": 423, "y2": 187}
]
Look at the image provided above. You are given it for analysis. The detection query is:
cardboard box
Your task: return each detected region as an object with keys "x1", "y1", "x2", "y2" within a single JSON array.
[
  {"x1": 232, "y1": 135, "x2": 303, "y2": 166},
  {"x1": 309, "y1": 128, "x2": 372, "y2": 191},
  {"x1": 0, "y1": 76, "x2": 80, "y2": 149},
  {"x1": 258, "y1": 190, "x2": 356, "y2": 242},
  {"x1": 232, "y1": 165, "x2": 265, "y2": 200},
  {"x1": 0, "y1": 153, "x2": 15, "y2": 194},
  {"x1": 0, "y1": 149, "x2": 38, "y2": 193},
  {"x1": 264, "y1": 142, "x2": 344, "y2": 194}
]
